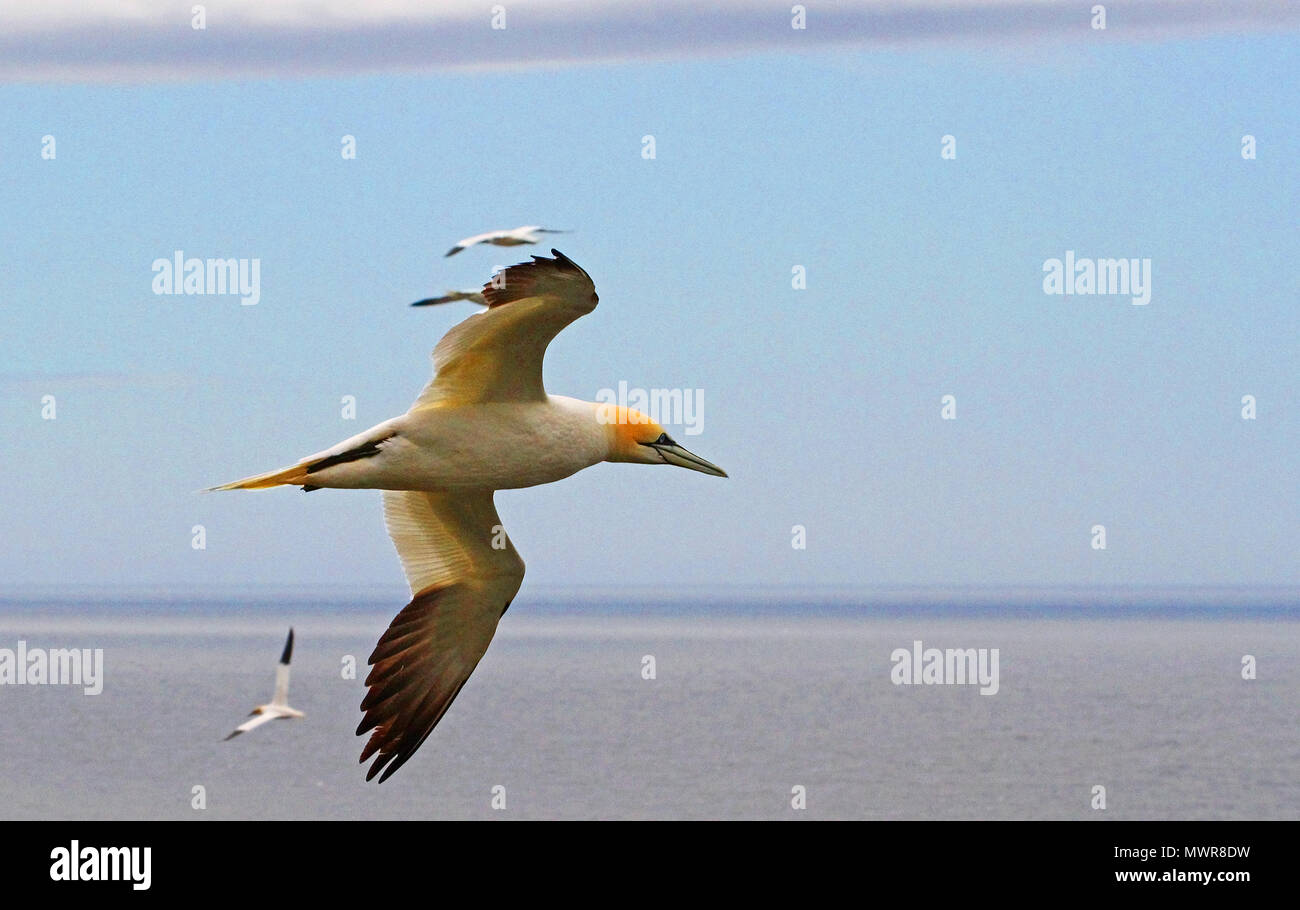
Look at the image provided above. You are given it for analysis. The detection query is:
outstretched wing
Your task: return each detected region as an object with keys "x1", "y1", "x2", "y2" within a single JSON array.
[
  {"x1": 410, "y1": 250, "x2": 597, "y2": 409},
  {"x1": 271, "y1": 628, "x2": 293, "y2": 707},
  {"x1": 358, "y1": 489, "x2": 525, "y2": 782},
  {"x1": 224, "y1": 711, "x2": 276, "y2": 741},
  {"x1": 445, "y1": 229, "x2": 506, "y2": 257}
]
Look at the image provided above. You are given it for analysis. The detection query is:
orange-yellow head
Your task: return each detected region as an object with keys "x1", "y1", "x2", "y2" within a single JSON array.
[{"x1": 599, "y1": 406, "x2": 727, "y2": 477}]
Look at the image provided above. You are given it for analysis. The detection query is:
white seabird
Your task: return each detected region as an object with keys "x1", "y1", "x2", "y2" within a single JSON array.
[
  {"x1": 223, "y1": 628, "x2": 305, "y2": 740},
  {"x1": 210, "y1": 250, "x2": 726, "y2": 781},
  {"x1": 443, "y1": 225, "x2": 569, "y2": 257}
]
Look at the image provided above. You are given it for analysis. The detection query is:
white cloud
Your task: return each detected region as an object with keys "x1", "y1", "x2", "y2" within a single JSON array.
[{"x1": 0, "y1": 0, "x2": 1295, "y2": 82}]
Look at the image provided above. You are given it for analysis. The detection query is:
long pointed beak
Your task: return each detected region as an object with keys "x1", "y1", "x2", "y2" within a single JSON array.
[{"x1": 652, "y1": 443, "x2": 728, "y2": 478}]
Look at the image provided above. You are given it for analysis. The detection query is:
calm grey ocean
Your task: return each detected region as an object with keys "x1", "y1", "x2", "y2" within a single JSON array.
[{"x1": 1, "y1": 597, "x2": 1296, "y2": 820}]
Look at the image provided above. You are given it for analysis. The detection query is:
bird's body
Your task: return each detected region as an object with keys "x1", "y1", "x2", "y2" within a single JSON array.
[
  {"x1": 294, "y1": 396, "x2": 609, "y2": 492},
  {"x1": 211, "y1": 251, "x2": 725, "y2": 781},
  {"x1": 444, "y1": 225, "x2": 568, "y2": 257},
  {"x1": 224, "y1": 629, "x2": 304, "y2": 740}
]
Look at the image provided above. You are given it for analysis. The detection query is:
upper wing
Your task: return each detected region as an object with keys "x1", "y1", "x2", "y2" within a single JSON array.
[
  {"x1": 409, "y1": 250, "x2": 597, "y2": 409},
  {"x1": 272, "y1": 664, "x2": 291, "y2": 706},
  {"x1": 224, "y1": 711, "x2": 276, "y2": 741},
  {"x1": 271, "y1": 631, "x2": 293, "y2": 706},
  {"x1": 358, "y1": 489, "x2": 525, "y2": 782}
]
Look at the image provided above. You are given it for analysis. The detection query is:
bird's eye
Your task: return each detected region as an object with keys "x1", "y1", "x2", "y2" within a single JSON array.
[{"x1": 649, "y1": 432, "x2": 675, "y2": 447}]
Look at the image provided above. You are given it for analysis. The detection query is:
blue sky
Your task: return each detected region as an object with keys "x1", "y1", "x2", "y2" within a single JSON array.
[{"x1": 0, "y1": 27, "x2": 1296, "y2": 596}]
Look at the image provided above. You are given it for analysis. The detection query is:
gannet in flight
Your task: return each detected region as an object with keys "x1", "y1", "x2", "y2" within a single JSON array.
[
  {"x1": 210, "y1": 250, "x2": 726, "y2": 782},
  {"x1": 410, "y1": 289, "x2": 486, "y2": 307},
  {"x1": 444, "y1": 225, "x2": 569, "y2": 257},
  {"x1": 223, "y1": 628, "x2": 304, "y2": 740}
]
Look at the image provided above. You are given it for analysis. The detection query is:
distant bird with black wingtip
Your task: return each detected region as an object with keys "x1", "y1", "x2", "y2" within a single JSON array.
[
  {"x1": 443, "y1": 225, "x2": 569, "y2": 257},
  {"x1": 223, "y1": 628, "x2": 304, "y2": 740}
]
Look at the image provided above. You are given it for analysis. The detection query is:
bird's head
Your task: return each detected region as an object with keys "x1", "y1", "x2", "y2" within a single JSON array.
[{"x1": 601, "y1": 406, "x2": 727, "y2": 477}]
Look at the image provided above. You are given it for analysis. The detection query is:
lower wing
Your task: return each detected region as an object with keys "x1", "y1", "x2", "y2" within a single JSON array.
[
  {"x1": 358, "y1": 489, "x2": 524, "y2": 782},
  {"x1": 223, "y1": 711, "x2": 276, "y2": 741}
]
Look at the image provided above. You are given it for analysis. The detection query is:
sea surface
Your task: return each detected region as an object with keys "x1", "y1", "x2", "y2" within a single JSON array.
[{"x1": 1, "y1": 596, "x2": 1297, "y2": 820}]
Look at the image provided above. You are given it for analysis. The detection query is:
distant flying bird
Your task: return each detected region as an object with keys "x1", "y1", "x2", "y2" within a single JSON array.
[
  {"x1": 223, "y1": 629, "x2": 304, "y2": 740},
  {"x1": 410, "y1": 289, "x2": 486, "y2": 307},
  {"x1": 444, "y1": 225, "x2": 569, "y2": 257},
  {"x1": 210, "y1": 250, "x2": 726, "y2": 781}
]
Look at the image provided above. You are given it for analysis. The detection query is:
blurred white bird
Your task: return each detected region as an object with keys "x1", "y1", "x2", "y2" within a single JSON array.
[
  {"x1": 211, "y1": 250, "x2": 726, "y2": 781},
  {"x1": 444, "y1": 225, "x2": 569, "y2": 257},
  {"x1": 223, "y1": 628, "x2": 304, "y2": 740},
  {"x1": 410, "y1": 289, "x2": 486, "y2": 307}
]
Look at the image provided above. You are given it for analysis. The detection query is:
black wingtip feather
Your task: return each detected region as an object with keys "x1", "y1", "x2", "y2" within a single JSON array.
[
  {"x1": 358, "y1": 584, "x2": 510, "y2": 783},
  {"x1": 280, "y1": 628, "x2": 294, "y2": 665}
]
